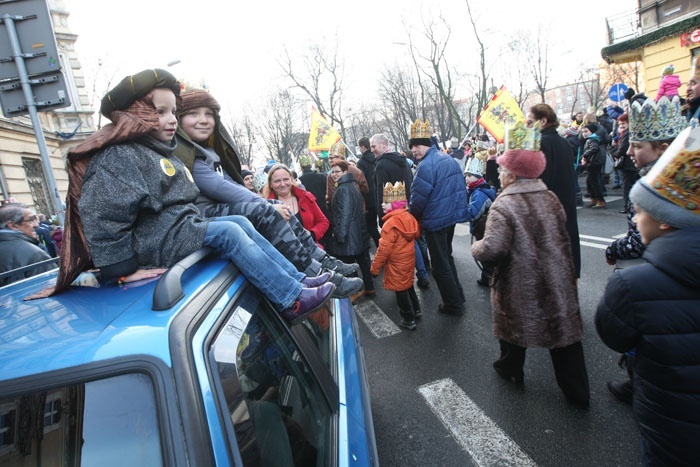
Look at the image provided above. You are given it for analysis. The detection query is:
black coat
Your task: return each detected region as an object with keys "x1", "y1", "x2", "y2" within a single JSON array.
[
  {"x1": 374, "y1": 151, "x2": 413, "y2": 221},
  {"x1": 615, "y1": 130, "x2": 636, "y2": 172},
  {"x1": 596, "y1": 227, "x2": 700, "y2": 466},
  {"x1": 356, "y1": 150, "x2": 377, "y2": 210},
  {"x1": 300, "y1": 168, "x2": 330, "y2": 219},
  {"x1": 0, "y1": 229, "x2": 53, "y2": 286},
  {"x1": 539, "y1": 127, "x2": 581, "y2": 277},
  {"x1": 329, "y1": 173, "x2": 369, "y2": 256}
]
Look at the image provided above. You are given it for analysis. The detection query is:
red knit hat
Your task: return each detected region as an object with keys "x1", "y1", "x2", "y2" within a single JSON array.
[{"x1": 497, "y1": 149, "x2": 546, "y2": 179}]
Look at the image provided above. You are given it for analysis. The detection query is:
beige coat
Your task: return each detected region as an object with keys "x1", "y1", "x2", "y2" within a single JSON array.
[{"x1": 471, "y1": 179, "x2": 582, "y2": 349}]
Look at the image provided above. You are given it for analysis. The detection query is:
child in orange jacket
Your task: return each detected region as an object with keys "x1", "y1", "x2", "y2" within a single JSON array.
[{"x1": 370, "y1": 198, "x2": 421, "y2": 330}]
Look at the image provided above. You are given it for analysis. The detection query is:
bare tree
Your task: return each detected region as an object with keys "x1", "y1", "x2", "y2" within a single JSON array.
[
  {"x1": 464, "y1": 0, "x2": 490, "y2": 118},
  {"x1": 279, "y1": 38, "x2": 348, "y2": 139},
  {"x1": 223, "y1": 114, "x2": 257, "y2": 168},
  {"x1": 515, "y1": 26, "x2": 552, "y2": 103},
  {"x1": 579, "y1": 68, "x2": 606, "y2": 112},
  {"x1": 377, "y1": 66, "x2": 424, "y2": 151},
  {"x1": 258, "y1": 90, "x2": 306, "y2": 167}
]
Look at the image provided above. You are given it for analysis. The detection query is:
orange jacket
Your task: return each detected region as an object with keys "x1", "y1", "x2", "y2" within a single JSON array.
[{"x1": 370, "y1": 208, "x2": 420, "y2": 291}]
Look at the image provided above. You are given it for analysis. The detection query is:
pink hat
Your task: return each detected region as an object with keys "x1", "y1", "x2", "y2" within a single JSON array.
[{"x1": 496, "y1": 149, "x2": 546, "y2": 179}]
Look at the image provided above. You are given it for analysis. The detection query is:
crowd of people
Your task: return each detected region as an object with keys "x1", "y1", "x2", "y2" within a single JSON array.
[{"x1": 1, "y1": 61, "x2": 699, "y2": 465}]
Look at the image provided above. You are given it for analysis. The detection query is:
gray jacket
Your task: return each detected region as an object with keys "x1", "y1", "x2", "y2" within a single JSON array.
[{"x1": 79, "y1": 136, "x2": 208, "y2": 279}]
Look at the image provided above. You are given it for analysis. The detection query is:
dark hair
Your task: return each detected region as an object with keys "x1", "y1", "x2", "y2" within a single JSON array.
[
  {"x1": 528, "y1": 103, "x2": 559, "y2": 129},
  {"x1": 584, "y1": 123, "x2": 598, "y2": 133},
  {"x1": 357, "y1": 137, "x2": 370, "y2": 150},
  {"x1": 331, "y1": 160, "x2": 349, "y2": 172}
]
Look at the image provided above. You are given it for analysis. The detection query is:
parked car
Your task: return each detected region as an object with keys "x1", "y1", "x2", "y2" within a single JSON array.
[{"x1": 0, "y1": 249, "x2": 378, "y2": 466}]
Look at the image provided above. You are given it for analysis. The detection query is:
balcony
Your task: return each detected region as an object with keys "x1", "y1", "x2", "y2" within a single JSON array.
[{"x1": 606, "y1": 9, "x2": 640, "y2": 44}]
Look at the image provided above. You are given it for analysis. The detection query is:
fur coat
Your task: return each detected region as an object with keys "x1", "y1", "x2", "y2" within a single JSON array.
[{"x1": 471, "y1": 179, "x2": 582, "y2": 349}]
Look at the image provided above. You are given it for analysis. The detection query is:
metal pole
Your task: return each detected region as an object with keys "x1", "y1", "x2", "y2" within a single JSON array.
[{"x1": 2, "y1": 14, "x2": 65, "y2": 226}]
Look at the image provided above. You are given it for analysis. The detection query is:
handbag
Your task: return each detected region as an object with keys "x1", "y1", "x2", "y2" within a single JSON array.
[{"x1": 603, "y1": 147, "x2": 614, "y2": 175}]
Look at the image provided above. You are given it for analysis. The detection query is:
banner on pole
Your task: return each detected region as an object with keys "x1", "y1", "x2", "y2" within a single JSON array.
[
  {"x1": 308, "y1": 108, "x2": 341, "y2": 151},
  {"x1": 477, "y1": 86, "x2": 525, "y2": 143}
]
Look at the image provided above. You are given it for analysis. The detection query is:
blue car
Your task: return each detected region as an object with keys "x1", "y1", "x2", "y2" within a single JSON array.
[{"x1": 0, "y1": 250, "x2": 378, "y2": 466}]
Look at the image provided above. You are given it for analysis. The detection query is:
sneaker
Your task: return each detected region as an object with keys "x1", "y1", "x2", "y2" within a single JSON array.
[
  {"x1": 282, "y1": 283, "x2": 335, "y2": 324},
  {"x1": 417, "y1": 277, "x2": 430, "y2": 289},
  {"x1": 399, "y1": 318, "x2": 417, "y2": 330},
  {"x1": 321, "y1": 255, "x2": 360, "y2": 276},
  {"x1": 328, "y1": 273, "x2": 364, "y2": 298}
]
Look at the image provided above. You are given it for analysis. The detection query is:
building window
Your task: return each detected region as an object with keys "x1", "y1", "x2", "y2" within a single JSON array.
[
  {"x1": 21, "y1": 157, "x2": 53, "y2": 217},
  {"x1": 43, "y1": 396, "x2": 62, "y2": 433},
  {"x1": 0, "y1": 403, "x2": 17, "y2": 455}
]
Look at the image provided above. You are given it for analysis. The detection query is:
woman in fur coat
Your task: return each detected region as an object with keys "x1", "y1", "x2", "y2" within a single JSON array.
[{"x1": 471, "y1": 137, "x2": 590, "y2": 408}]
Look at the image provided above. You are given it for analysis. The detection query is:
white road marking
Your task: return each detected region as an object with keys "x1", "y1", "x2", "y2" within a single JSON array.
[
  {"x1": 455, "y1": 223, "x2": 471, "y2": 237},
  {"x1": 579, "y1": 234, "x2": 616, "y2": 242},
  {"x1": 581, "y1": 241, "x2": 608, "y2": 250},
  {"x1": 418, "y1": 378, "x2": 538, "y2": 467},
  {"x1": 353, "y1": 300, "x2": 401, "y2": 338}
]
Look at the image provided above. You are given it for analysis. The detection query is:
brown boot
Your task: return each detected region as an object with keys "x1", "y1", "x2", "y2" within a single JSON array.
[
  {"x1": 592, "y1": 201, "x2": 607, "y2": 209},
  {"x1": 587, "y1": 198, "x2": 598, "y2": 208}
]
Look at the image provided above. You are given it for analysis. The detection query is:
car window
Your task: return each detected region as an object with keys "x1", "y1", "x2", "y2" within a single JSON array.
[
  {"x1": 0, "y1": 373, "x2": 163, "y2": 466},
  {"x1": 209, "y1": 290, "x2": 333, "y2": 467}
]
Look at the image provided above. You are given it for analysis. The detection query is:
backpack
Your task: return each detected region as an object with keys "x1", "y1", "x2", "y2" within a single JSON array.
[{"x1": 471, "y1": 197, "x2": 492, "y2": 241}]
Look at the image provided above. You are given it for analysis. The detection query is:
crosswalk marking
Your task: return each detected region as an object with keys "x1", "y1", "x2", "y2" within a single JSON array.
[
  {"x1": 580, "y1": 234, "x2": 616, "y2": 242},
  {"x1": 419, "y1": 378, "x2": 538, "y2": 467},
  {"x1": 353, "y1": 300, "x2": 401, "y2": 338}
]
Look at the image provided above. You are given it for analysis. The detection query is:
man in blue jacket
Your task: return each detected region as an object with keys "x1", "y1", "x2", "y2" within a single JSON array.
[{"x1": 408, "y1": 120, "x2": 469, "y2": 315}]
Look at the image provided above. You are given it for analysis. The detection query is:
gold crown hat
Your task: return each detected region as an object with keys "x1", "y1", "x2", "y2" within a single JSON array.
[
  {"x1": 496, "y1": 121, "x2": 546, "y2": 179},
  {"x1": 628, "y1": 96, "x2": 686, "y2": 142},
  {"x1": 383, "y1": 181, "x2": 407, "y2": 204},
  {"x1": 328, "y1": 140, "x2": 346, "y2": 158},
  {"x1": 409, "y1": 119, "x2": 433, "y2": 147},
  {"x1": 629, "y1": 125, "x2": 700, "y2": 228},
  {"x1": 504, "y1": 121, "x2": 541, "y2": 152}
]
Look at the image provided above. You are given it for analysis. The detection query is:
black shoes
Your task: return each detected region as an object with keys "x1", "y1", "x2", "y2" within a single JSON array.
[
  {"x1": 606, "y1": 380, "x2": 633, "y2": 404},
  {"x1": 493, "y1": 363, "x2": 524, "y2": 385},
  {"x1": 399, "y1": 318, "x2": 417, "y2": 330},
  {"x1": 476, "y1": 278, "x2": 491, "y2": 287},
  {"x1": 417, "y1": 277, "x2": 430, "y2": 289},
  {"x1": 328, "y1": 273, "x2": 364, "y2": 298},
  {"x1": 437, "y1": 304, "x2": 464, "y2": 316},
  {"x1": 320, "y1": 255, "x2": 359, "y2": 276}
]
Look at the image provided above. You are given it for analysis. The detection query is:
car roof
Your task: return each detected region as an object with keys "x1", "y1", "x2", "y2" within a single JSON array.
[{"x1": 0, "y1": 259, "x2": 234, "y2": 382}]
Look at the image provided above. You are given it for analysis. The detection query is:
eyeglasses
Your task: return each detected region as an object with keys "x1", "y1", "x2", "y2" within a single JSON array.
[{"x1": 15, "y1": 215, "x2": 38, "y2": 224}]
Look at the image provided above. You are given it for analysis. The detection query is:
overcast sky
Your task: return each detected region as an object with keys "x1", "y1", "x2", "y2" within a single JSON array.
[{"x1": 65, "y1": 0, "x2": 638, "y2": 117}]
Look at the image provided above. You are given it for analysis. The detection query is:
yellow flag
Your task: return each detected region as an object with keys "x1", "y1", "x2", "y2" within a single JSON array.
[
  {"x1": 308, "y1": 108, "x2": 341, "y2": 151},
  {"x1": 477, "y1": 86, "x2": 525, "y2": 143}
]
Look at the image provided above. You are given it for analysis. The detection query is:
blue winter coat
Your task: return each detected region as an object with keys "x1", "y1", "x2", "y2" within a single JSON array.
[
  {"x1": 466, "y1": 182, "x2": 496, "y2": 235},
  {"x1": 409, "y1": 146, "x2": 469, "y2": 231},
  {"x1": 595, "y1": 227, "x2": 700, "y2": 466}
]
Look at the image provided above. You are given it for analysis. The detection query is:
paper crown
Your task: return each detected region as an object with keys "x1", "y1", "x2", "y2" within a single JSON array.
[
  {"x1": 298, "y1": 155, "x2": 312, "y2": 167},
  {"x1": 410, "y1": 119, "x2": 432, "y2": 140},
  {"x1": 465, "y1": 151, "x2": 488, "y2": 177},
  {"x1": 383, "y1": 181, "x2": 406, "y2": 204},
  {"x1": 329, "y1": 140, "x2": 346, "y2": 158},
  {"x1": 628, "y1": 96, "x2": 686, "y2": 142},
  {"x1": 630, "y1": 125, "x2": 700, "y2": 228},
  {"x1": 504, "y1": 121, "x2": 541, "y2": 152}
]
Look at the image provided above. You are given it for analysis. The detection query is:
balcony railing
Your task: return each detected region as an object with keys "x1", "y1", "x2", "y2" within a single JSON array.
[{"x1": 606, "y1": 9, "x2": 640, "y2": 44}]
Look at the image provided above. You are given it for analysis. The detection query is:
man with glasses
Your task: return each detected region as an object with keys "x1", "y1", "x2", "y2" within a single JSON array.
[{"x1": 0, "y1": 205, "x2": 54, "y2": 286}]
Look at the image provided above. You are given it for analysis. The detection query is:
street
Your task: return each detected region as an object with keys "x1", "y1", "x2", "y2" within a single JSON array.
[{"x1": 357, "y1": 184, "x2": 644, "y2": 466}]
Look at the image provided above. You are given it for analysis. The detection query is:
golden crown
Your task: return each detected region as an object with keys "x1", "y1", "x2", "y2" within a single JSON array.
[
  {"x1": 644, "y1": 125, "x2": 700, "y2": 212},
  {"x1": 629, "y1": 96, "x2": 686, "y2": 142},
  {"x1": 410, "y1": 119, "x2": 432, "y2": 140},
  {"x1": 505, "y1": 121, "x2": 541, "y2": 151},
  {"x1": 329, "y1": 140, "x2": 346, "y2": 158},
  {"x1": 383, "y1": 181, "x2": 407, "y2": 204}
]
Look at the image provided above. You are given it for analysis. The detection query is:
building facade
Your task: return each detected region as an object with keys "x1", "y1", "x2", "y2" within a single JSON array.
[
  {"x1": 0, "y1": 0, "x2": 96, "y2": 219},
  {"x1": 602, "y1": 0, "x2": 700, "y2": 98}
]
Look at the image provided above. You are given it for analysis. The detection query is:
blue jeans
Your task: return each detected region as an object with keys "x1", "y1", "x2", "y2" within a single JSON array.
[
  {"x1": 203, "y1": 215, "x2": 304, "y2": 308},
  {"x1": 414, "y1": 240, "x2": 428, "y2": 280}
]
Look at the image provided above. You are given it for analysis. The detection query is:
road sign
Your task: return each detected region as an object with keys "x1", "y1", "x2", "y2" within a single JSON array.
[
  {"x1": 0, "y1": 0, "x2": 61, "y2": 81},
  {"x1": 608, "y1": 83, "x2": 629, "y2": 102},
  {"x1": 0, "y1": 72, "x2": 69, "y2": 117}
]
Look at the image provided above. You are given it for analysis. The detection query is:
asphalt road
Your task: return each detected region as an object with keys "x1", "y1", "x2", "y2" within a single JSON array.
[{"x1": 357, "y1": 185, "x2": 644, "y2": 467}]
